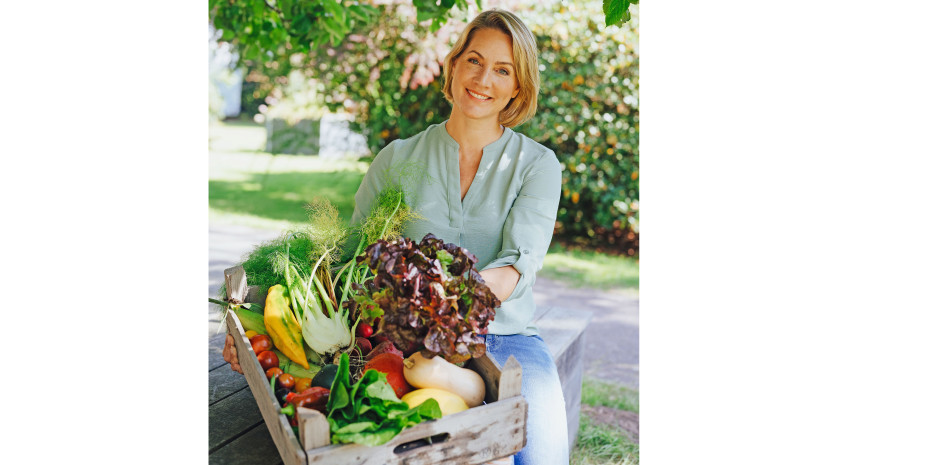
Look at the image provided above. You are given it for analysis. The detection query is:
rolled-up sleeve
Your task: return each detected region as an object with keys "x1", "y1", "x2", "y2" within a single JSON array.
[{"x1": 480, "y1": 151, "x2": 563, "y2": 303}]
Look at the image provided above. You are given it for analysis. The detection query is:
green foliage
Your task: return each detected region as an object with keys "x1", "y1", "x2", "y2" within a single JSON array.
[
  {"x1": 209, "y1": 0, "x2": 470, "y2": 62},
  {"x1": 604, "y1": 0, "x2": 637, "y2": 27},
  {"x1": 237, "y1": 232, "x2": 322, "y2": 293},
  {"x1": 208, "y1": 0, "x2": 378, "y2": 61},
  {"x1": 299, "y1": 2, "x2": 462, "y2": 153},
  {"x1": 412, "y1": 0, "x2": 478, "y2": 31},
  {"x1": 520, "y1": 3, "x2": 639, "y2": 253}
]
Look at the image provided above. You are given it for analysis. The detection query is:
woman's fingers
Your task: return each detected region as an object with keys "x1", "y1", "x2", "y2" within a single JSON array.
[{"x1": 223, "y1": 334, "x2": 243, "y2": 373}]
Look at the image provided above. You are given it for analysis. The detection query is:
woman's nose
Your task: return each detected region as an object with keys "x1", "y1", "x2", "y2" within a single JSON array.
[{"x1": 474, "y1": 67, "x2": 493, "y2": 87}]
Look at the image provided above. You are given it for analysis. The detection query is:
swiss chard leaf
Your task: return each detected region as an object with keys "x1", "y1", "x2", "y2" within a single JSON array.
[{"x1": 325, "y1": 353, "x2": 441, "y2": 446}]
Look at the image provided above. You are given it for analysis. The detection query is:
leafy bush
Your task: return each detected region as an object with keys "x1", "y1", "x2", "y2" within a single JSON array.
[{"x1": 521, "y1": 2, "x2": 639, "y2": 255}]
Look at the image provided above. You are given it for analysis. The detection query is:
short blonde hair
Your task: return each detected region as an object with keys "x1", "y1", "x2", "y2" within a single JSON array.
[{"x1": 442, "y1": 9, "x2": 539, "y2": 128}]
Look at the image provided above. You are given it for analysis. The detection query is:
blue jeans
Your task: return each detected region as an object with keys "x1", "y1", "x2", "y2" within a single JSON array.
[{"x1": 485, "y1": 334, "x2": 569, "y2": 465}]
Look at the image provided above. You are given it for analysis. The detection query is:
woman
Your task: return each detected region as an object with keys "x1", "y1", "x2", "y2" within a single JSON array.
[{"x1": 225, "y1": 9, "x2": 568, "y2": 464}]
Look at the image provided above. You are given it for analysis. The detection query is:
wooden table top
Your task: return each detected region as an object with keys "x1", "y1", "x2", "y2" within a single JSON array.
[{"x1": 209, "y1": 332, "x2": 284, "y2": 465}]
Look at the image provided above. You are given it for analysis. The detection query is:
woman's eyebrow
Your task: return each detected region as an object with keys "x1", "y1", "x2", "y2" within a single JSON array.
[{"x1": 467, "y1": 50, "x2": 514, "y2": 68}]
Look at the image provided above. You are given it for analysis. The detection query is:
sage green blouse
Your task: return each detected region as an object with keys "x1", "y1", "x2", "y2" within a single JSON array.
[{"x1": 351, "y1": 121, "x2": 563, "y2": 336}]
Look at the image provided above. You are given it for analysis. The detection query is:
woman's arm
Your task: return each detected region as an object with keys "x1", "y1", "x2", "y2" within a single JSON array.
[
  {"x1": 479, "y1": 150, "x2": 563, "y2": 303},
  {"x1": 478, "y1": 265, "x2": 521, "y2": 301}
]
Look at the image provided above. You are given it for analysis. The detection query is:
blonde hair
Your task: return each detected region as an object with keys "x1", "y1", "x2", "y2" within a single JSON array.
[{"x1": 442, "y1": 9, "x2": 539, "y2": 128}]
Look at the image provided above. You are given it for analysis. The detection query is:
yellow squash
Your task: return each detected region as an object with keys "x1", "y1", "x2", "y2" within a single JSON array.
[
  {"x1": 264, "y1": 284, "x2": 310, "y2": 369},
  {"x1": 402, "y1": 388, "x2": 469, "y2": 416}
]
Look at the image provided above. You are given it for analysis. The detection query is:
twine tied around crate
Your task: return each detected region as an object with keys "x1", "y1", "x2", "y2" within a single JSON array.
[{"x1": 209, "y1": 266, "x2": 266, "y2": 335}]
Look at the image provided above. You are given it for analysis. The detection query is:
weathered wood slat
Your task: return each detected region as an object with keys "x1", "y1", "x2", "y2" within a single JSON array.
[
  {"x1": 226, "y1": 310, "x2": 308, "y2": 465},
  {"x1": 209, "y1": 332, "x2": 229, "y2": 371},
  {"x1": 304, "y1": 396, "x2": 527, "y2": 465},
  {"x1": 534, "y1": 306, "x2": 591, "y2": 361},
  {"x1": 224, "y1": 266, "x2": 249, "y2": 303},
  {"x1": 466, "y1": 353, "x2": 520, "y2": 403},
  {"x1": 559, "y1": 330, "x2": 586, "y2": 450},
  {"x1": 209, "y1": 387, "x2": 265, "y2": 451},
  {"x1": 209, "y1": 364, "x2": 250, "y2": 404},
  {"x1": 297, "y1": 408, "x2": 331, "y2": 451},
  {"x1": 209, "y1": 423, "x2": 284, "y2": 465}
]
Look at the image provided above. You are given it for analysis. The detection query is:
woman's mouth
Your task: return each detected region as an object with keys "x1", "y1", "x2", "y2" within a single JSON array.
[{"x1": 467, "y1": 89, "x2": 491, "y2": 101}]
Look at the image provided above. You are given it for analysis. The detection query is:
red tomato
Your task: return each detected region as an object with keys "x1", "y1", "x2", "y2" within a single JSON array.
[
  {"x1": 250, "y1": 334, "x2": 273, "y2": 354},
  {"x1": 278, "y1": 373, "x2": 296, "y2": 390},
  {"x1": 265, "y1": 367, "x2": 283, "y2": 380},
  {"x1": 257, "y1": 350, "x2": 279, "y2": 371},
  {"x1": 356, "y1": 322, "x2": 374, "y2": 338}
]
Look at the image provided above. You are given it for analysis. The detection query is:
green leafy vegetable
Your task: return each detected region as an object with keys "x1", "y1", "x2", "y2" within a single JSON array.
[
  {"x1": 326, "y1": 353, "x2": 441, "y2": 446},
  {"x1": 348, "y1": 234, "x2": 500, "y2": 364}
]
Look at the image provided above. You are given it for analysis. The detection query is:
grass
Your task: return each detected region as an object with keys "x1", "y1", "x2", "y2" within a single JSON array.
[
  {"x1": 209, "y1": 119, "x2": 368, "y2": 230},
  {"x1": 571, "y1": 377, "x2": 640, "y2": 465},
  {"x1": 581, "y1": 377, "x2": 640, "y2": 414},
  {"x1": 571, "y1": 417, "x2": 640, "y2": 465},
  {"x1": 539, "y1": 243, "x2": 639, "y2": 294}
]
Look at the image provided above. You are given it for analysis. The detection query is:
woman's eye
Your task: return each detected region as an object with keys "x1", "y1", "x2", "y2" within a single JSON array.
[
  {"x1": 497, "y1": 68, "x2": 509, "y2": 76},
  {"x1": 468, "y1": 58, "x2": 479, "y2": 65}
]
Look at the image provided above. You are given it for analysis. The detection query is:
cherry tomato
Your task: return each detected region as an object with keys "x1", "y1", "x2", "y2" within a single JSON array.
[
  {"x1": 278, "y1": 373, "x2": 296, "y2": 390},
  {"x1": 356, "y1": 322, "x2": 374, "y2": 338},
  {"x1": 257, "y1": 350, "x2": 279, "y2": 371},
  {"x1": 265, "y1": 367, "x2": 283, "y2": 380},
  {"x1": 250, "y1": 334, "x2": 273, "y2": 354},
  {"x1": 294, "y1": 377, "x2": 313, "y2": 393}
]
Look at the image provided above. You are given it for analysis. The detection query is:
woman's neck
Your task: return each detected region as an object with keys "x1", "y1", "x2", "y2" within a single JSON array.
[{"x1": 446, "y1": 112, "x2": 504, "y2": 153}]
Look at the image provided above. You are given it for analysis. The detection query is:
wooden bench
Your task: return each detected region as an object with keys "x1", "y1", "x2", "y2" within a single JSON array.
[{"x1": 208, "y1": 306, "x2": 592, "y2": 464}]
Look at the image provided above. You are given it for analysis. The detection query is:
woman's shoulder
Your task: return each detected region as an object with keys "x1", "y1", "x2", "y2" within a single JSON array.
[
  {"x1": 508, "y1": 130, "x2": 562, "y2": 173},
  {"x1": 376, "y1": 123, "x2": 451, "y2": 158}
]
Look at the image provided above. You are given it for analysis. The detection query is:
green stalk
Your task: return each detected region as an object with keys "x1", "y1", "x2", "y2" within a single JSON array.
[
  {"x1": 336, "y1": 195, "x2": 404, "y2": 309},
  {"x1": 337, "y1": 236, "x2": 368, "y2": 308}
]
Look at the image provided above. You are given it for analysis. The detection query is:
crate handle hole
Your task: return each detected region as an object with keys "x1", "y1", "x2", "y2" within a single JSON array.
[{"x1": 392, "y1": 433, "x2": 450, "y2": 455}]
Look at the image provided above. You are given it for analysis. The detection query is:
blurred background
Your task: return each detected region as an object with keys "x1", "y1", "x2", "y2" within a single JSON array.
[{"x1": 209, "y1": 1, "x2": 639, "y2": 462}]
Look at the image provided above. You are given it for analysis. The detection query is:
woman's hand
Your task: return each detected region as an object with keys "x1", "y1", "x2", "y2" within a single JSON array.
[
  {"x1": 222, "y1": 334, "x2": 244, "y2": 374},
  {"x1": 478, "y1": 265, "x2": 520, "y2": 301}
]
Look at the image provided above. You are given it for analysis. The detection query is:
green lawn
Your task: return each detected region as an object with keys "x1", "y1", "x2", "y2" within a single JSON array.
[
  {"x1": 572, "y1": 378, "x2": 640, "y2": 464},
  {"x1": 209, "y1": 119, "x2": 368, "y2": 230},
  {"x1": 539, "y1": 243, "x2": 639, "y2": 294}
]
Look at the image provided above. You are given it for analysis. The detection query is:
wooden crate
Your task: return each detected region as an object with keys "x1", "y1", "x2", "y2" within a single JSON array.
[{"x1": 225, "y1": 305, "x2": 527, "y2": 465}]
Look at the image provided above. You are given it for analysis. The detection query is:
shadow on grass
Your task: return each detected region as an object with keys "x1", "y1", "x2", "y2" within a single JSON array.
[{"x1": 209, "y1": 170, "x2": 365, "y2": 224}]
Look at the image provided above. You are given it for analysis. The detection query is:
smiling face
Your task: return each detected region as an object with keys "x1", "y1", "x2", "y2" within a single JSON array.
[{"x1": 448, "y1": 28, "x2": 521, "y2": 126}]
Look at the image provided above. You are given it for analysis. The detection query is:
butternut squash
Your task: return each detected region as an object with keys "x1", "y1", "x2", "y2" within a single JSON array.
[{"x1": 402, "y1": 352, "x2": 485, "y2": 407}]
